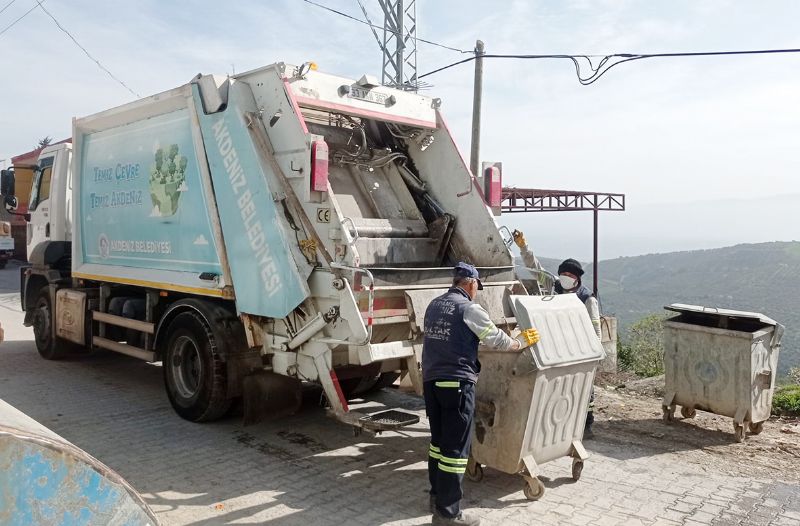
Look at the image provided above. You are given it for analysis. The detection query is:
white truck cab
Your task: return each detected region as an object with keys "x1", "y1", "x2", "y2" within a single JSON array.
[{"x1": 25, "y1": 143, "x2": 72, "y2": 267}]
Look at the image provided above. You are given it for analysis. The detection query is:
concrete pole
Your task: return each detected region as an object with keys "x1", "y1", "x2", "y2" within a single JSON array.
[{"x1": 469, "y1": 40, "x2": 485, "y2": 178}]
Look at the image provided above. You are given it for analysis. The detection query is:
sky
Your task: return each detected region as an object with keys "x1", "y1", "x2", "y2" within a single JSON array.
[{"x1": 1, "y1": 0, "x2": 798, "y2": 260}]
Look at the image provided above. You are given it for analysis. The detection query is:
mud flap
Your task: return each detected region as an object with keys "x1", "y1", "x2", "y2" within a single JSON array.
[{"x1": 242, "y1": 371, "x2": 302, "y2": 425}]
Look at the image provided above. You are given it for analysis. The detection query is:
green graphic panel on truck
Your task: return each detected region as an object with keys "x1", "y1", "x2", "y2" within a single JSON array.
[{"x1": 80, "y1": 109, "x2": 221, "y2": 273}]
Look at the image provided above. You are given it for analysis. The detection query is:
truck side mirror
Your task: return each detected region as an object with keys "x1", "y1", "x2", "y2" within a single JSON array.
[{"x1": 0, "y1": 169, "x2": 14, "y2": 198}]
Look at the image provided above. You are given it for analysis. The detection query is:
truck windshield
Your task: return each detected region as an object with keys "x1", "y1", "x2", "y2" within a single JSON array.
[{"x1": 29, "y1": 156, "x2": 54, "y2": 212}]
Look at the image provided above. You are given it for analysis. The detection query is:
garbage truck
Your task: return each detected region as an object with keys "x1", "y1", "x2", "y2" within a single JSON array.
[{"x1": 0, "y1": 61, "x2": 526, "y2": 430}]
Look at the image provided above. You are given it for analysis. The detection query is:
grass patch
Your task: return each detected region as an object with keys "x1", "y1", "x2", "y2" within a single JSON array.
[{"x1": 772, "y1": 384, "x2": 800, "y2": 416}]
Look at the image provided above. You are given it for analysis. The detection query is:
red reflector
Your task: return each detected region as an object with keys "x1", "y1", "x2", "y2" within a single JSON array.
[
  {"x1": 311, "y1": 140, "x2": 329, "y2": 192},
  {"x1": 484, "y1": 166, "x2": 502, "y2": 207}
]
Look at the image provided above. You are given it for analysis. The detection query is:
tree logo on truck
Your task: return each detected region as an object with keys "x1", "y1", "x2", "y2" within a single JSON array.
[{"x1": 149, "y1": 144, "x2": 188, "y2": 217}]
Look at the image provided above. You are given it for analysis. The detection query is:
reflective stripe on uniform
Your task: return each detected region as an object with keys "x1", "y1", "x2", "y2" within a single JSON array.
[
  {"x1": 439, "y1": 455, "x2": 468, "y2": 465},
  {"x1": 477, "y1": 325, "x2": 493, "y2": 340},
  {"x1": 435, "y1": 381, "x2": 460, "y2": 388},
  {"x1": 438, "y1": 462, "x2": 467, "y2": 474},
  {"x1": 429, "y1": 444, "x2": 441, "y2": 459}
]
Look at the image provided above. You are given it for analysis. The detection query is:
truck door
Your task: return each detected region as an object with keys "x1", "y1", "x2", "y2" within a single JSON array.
[{"x1": 27, "y1": 155, "x2": 54, "y2": 260}]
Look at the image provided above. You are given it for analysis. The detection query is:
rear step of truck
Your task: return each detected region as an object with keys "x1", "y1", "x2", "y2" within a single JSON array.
[{"x1": 334, "y1": 409, "x2": 420, "y2": 436}]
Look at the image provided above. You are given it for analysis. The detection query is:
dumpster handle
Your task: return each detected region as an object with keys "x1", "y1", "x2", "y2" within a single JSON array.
[
  {"x1": 498, "y1": 226, "x2": 514, "y2": 248},
  {"x1": 521, "y1": 267, "x2": 557, "y2": 295}
]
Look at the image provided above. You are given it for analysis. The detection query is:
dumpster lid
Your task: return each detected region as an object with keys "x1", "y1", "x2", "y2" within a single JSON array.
[
  {"x1": 510, "y1": 294, "x2": 605, "y2": 369},
  {"x1": 665, "y1": 304, "x2": 779, "y2": 327}
]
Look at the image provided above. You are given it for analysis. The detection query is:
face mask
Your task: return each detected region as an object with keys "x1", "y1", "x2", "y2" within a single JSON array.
[{"x1": 559, "y1": 275, "x2": 577, "y2": 290}]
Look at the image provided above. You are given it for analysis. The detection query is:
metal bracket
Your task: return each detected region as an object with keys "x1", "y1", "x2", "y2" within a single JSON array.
[
  {"x1": 570, "y1": 440, "x2": 589, "y2": 461},
  {"x1": 339, "y1": 217, "x2": 360, "y2": 247}
]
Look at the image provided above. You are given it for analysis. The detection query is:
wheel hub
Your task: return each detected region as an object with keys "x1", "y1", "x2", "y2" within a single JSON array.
[{"x1": 170, "y1": 335, "x2": 203, "y2": 399}]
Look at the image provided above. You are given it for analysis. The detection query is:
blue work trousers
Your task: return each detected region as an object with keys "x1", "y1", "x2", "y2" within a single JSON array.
[{"x1": 424, "y1": 379, "x2": 475, "y2": 519}]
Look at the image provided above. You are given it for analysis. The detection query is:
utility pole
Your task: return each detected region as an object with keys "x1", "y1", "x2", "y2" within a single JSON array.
[
  {"x1": 593, "y1": 208, "x2": 599, "y2": 297},
  {"x1": 469, "y1": 40, "x2": 485, "y2": 178}
]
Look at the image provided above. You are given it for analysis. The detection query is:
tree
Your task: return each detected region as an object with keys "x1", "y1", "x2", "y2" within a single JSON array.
[
  {"x1": 619, "y1": 314, "x2": 668, "y2": 377},
  {"x1": 37, "y1": 136, "x2": 52, "y2": 148}
]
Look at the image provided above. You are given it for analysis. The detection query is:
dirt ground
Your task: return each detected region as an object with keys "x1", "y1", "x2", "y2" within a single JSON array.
[{"x1": 592, "y1": 374, "x2": 800, "y2": 481}]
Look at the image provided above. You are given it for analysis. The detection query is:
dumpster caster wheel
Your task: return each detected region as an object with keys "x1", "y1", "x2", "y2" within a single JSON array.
[
  {"x1": 466, "y1": 461, "x2": 484, "y2": 483},
  {"x1": 571, "y1": 459, "x2": 584, "y2": 481},
  {"x1": 523, "y1": 477, "x2": 545, "y2": 501},
  {"x1": 748, "y1": 421, "x2": 764, "y2": 435},
  {"x1": 680, "y1": 406, "x2": 696, "y2": 419},
  {"x1": 662, "y1": 405, "x2": 675, "y2": 424},
  {"x1": 733, "y1": 423, "x2": 746, "y2": 443}
]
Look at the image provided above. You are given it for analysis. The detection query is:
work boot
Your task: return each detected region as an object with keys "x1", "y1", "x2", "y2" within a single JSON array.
[{"x1": 432, "y1": 511, "x2": 481, "y2": 526}]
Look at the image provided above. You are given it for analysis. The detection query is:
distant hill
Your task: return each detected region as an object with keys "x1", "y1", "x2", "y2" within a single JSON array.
[{"x1": 522, "y1": 242, "x2": 799, "y2": 376}]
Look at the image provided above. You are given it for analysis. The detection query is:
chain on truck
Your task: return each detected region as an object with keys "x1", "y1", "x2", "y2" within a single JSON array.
[{"x1": 0, "y1": 62, "x2": 522, "y2": 431}]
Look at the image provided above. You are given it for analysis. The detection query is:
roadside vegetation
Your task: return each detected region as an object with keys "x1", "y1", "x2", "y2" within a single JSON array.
[{"x1": 617, "y1": 314, "x2": 668, "y2": 377}]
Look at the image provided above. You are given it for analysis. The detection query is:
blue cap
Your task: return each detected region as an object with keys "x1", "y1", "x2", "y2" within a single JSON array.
[{"x1": 453, "y1": 262, "x2": 483, "y2": 290}]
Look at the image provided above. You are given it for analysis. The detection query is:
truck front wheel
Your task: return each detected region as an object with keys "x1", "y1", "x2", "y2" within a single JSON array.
[
  {"x1": 33, "y1": 289, "x2": 65, "y2": 360},
  {"x1": 163, "y1": 311, "x2": 231, "y2": 422}
]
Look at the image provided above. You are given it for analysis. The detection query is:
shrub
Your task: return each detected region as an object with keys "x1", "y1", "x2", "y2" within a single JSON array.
[
  {"x1": 772, "y1": 385, "x2": 800, "y2": 416},
  {"x1": 619, "y1": 314, "x2": 668, "y2": 377}
]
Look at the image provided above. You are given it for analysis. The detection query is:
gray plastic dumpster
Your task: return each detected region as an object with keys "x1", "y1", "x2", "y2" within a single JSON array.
[
  {"x1": 466, "y1": 294, "x2": 605, "y2": 500},
  {"x1": 661, "y1": 304, "x2": 784, "y2": 442}
]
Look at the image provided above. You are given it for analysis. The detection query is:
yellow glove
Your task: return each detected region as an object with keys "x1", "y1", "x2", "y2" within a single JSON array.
[
  {"x1": 518, "y1": 328, "x2": 540, "y2": 348},
  {"x1": 512, "y1": 229, "x2": 527, "y2": 249}
]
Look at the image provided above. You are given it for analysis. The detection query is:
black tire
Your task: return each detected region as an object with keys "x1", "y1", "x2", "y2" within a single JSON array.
[
  {"x1": 163, "y1": 311, "x2": 231, "y2": 422},
  {"x1": 338, "y1": 376, "x2": 370, "y2": 400},
  {"x1": 466, "y1": 461, "x2": 484, "y2": 483},
  {"x1": 32, "y1": 289, "x2": 65, "y2": 360},
  {"x1": 748, "y1": 421, "x2": 764, "y2": 435},
  {"x1": 368, "y1": 372, "x2": 401, "y2": 393},
  {"x1": 571, "y1": 459, "x2": 584, "y2": 481},
  {"x1": 340, "y1": 371, "x2": 402, "y2": 399}
]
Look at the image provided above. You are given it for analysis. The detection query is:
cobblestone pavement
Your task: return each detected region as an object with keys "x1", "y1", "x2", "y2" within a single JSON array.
[{"x1": 1, "y1": 274, "x2": 799, "y2": 525}]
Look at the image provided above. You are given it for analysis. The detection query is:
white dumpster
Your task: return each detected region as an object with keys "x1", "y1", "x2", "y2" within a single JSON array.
[
  {"x1": 466, "y1": 294, "x2": 605, "y2": 500},
  {"x1": 662, "y1": 304, "x2": 784, "y2": 442}
]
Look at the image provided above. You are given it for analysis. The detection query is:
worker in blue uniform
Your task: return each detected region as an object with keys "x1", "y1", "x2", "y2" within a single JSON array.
[{"x1": 423, "y1": 262, "x2": 540, "y2": 526}]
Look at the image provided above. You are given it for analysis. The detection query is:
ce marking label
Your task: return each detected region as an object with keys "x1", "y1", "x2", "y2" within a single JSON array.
[{"x1": 316, "y1": 208, "x2": 331, "y2": 223}]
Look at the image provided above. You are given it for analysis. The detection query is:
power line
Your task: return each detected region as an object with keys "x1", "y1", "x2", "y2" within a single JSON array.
[
  {"x1": 302, "y1": 0, "x2": 468, "y2": 53},
  {"x1": 419, "y1": 48, "x2": 800, "y2": 85},
  {"x1": 35, "y1": 1, "x2": 140, "y2": 98},
  {"x1": 0, "y1": 0, "x2": 40, "y2": 37},
  {"x1": 354, "y1": 0, "x2": 382, "y2": 50},
  {"x1": 0, "y1": 0, "x2": 19, "y2": 15}
]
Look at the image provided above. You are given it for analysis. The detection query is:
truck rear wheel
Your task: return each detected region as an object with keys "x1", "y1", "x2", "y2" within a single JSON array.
[
  {"x1": 32, "y1": 289, "x2": 65, "y2": 360},
  {"x1": 163, "y1": 311, "x2": 231, "y2": 422}
]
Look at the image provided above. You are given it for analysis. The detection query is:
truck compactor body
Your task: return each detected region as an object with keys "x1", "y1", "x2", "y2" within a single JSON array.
[{"x1": 0, "y1": 62, "x2": 523, "y2": 428}]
